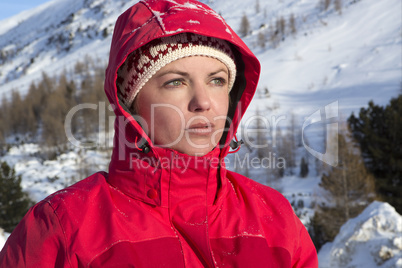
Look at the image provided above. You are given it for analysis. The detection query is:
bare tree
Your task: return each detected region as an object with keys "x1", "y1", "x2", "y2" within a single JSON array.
[
  {"x1": 320, "y1": 0, "x2": 332, "y2": 11},
  {"x1": 269, "y1": 23, "x2": 280, "y2": 48},
  {"x1": 277, "y1": 16, "x2": 286, "y2": 39},
  {"x1": 0, "y1": 96, "x2": 10, "y2": 139},
  {"x1": 257, "y1": 31, "x2": 267, "y2": 48},
  {"x1": 255, "y1": 0, "x2": 260, "y2": 14},
  {"x1": 41, "y1": 90, "x2": 69, "y2": 146},
  {"x1": 10, "y1": 91, "x2": 25, "y2": 135},
  {"x1": 263, "y1": 86, "x2": 270, "y2": 98},
  {"x1": 239, "y1": 14, "x2": 251, "y2": 37},
  {"x1": 288, "y1": 113, "x2": 297, "y2": 169},
  {"x1": 255, "y1": 108, "x2": 269, "y2": 160},
  {"x1": 334, "y1": 0, "x2": 342, "y2": 14},
  {"x1": 289, "y1": 14, "x2": 297, "y2": 35}
]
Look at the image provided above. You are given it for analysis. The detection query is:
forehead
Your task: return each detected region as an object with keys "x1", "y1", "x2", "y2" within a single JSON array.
[{"x1": 155, "y1": 56, "x2": 229, "y2": 76}]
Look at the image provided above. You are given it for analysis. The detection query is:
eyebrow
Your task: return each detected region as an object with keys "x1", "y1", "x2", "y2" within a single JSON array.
[
  {"x1": 156, "y1": 67, "x2": 228, "y2": 78},
  {"x1": 209, "y1": 68, "x2": 228, "y2": 76}
]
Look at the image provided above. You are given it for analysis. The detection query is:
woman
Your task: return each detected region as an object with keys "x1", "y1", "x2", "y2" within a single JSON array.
[{"x1": 0, "y1": 0, "x2": 318, "y2": 267}]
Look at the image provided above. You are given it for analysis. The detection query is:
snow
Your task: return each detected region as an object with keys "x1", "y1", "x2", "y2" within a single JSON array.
[
  {"x1": 318, "y1": 201, "x2": 402, "y2": 268},
  {"x1": 187, "y1": 20, "x2": 200, "y2": 24},
  {"x1": 0, "y1": 229, "x2": 9, "y2": 250},
  {"x1": 1, "y1": 144, "x2": 110, "y2": 202},
  {"x1": 1, "y1": 0, "x2": 400, "y2": 114},
  {"x1": 239, "y1": 0, "x2": 401, "y2": 126},
  {"x1": 0, "y1": 0, "x2": 134, "y2": 98},
  {"x1": 0, "y1": 0, "x2": 401, "y2": 262}
]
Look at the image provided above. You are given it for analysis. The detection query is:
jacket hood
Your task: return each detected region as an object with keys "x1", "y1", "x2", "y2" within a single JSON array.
[{"x1": 105, "y1": 0, "x2": 260, "y2": 160}]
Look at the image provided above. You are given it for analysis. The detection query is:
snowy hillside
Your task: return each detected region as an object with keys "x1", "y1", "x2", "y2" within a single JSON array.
[
  {"x1": 318, "y1": 201, "x2": 402, "y2": 268},
  {"x1": 0, "y1": 0, "x2": 133, "y2": 97},
  {"x1": 243, "y1": 0, "x2": 402, "y2": 119},
  {"x1": 0, "y1": 0, "x2": 400, "y2": 117},
  {"x1": 1, "y1": 144, "x2": 111, "y2": 202}
]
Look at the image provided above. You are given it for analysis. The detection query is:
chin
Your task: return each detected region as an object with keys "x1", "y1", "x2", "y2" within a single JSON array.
[{"x1": 174, "y1": 144, "x2": 215, "y2": 157}]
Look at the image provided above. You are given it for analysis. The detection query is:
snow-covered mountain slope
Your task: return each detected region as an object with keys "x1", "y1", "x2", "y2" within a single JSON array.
[
  {"x1": 0, "y1": 0, "x2": 400, "y2": 121},
  {"x1": 318, "y1": 201, "x2": 402, "y2": 268},
  {"x1": 260, "y1": 1, "x2": 400, "y2": 115},
  {"x1": 225, "y1": 0, "x2": 402, "y2": 126},
  {"x1": 0, "y1": 0, "x2": 133, "y2": 97}
]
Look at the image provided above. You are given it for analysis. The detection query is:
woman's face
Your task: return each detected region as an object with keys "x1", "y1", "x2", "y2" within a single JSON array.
[{"x1": 135, "y1": 56, "x2": 230, "y2": 156}]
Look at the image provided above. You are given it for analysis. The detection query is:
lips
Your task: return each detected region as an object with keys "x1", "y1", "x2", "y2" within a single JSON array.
[{"x1": 186, "y1": 122, "x2": 214, "y2": 135}]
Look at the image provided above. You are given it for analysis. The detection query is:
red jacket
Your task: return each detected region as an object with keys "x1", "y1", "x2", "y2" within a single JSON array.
[{"x1": 0, "y1": 0, "x2": 318, "y2": 267}]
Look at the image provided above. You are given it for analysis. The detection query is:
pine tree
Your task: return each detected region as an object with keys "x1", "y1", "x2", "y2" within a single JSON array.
[
  {"x1": 310, "y1": 132, "x2": 376, "y2": 250},
  {"x1": 348, "y1": 95, "x2": 402, "y2": 213},
  {"x1": 0, "y1": 161, "x2": 33, "y2": 232},
  {"x1": 299, "y1": 157, "x2": 309, "y2": 178}
]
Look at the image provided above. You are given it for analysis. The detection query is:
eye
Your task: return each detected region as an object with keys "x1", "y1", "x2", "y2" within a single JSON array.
[
  {"x1": 211, "y1": 78, "x2": 227, "y2": 87},
  {"x1": 165, "y1": 79, "x2": 184, "y2": 87}
]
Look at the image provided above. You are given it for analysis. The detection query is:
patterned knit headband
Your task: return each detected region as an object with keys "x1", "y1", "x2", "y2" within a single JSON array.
[{"x1": 116, "y1": 33, "x2": 237, "y2": 109}]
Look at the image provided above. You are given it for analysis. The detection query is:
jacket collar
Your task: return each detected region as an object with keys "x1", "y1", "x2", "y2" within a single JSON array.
[{"x1": 108, "y1": 134, "x2": 227, "y2": 208}]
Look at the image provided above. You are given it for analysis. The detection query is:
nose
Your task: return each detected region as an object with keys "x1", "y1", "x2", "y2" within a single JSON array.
[{"x1": 189, "y1": 82, "x2": 211, "y2": 112}]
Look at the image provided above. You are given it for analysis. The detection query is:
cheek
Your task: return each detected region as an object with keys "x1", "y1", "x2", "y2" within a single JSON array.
[
  {"x1": 214, "y1": 94, "x2": 229, "y2": 117},
  {"x1": 212, "y1": 95, "x2": 229, "y2": 136},
  {"x1": 152, "y1": 106, "x2": 184, "y2": 127},
  {"x1": 143, "y1": 105, "x2": 186, "y2": 144}
]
